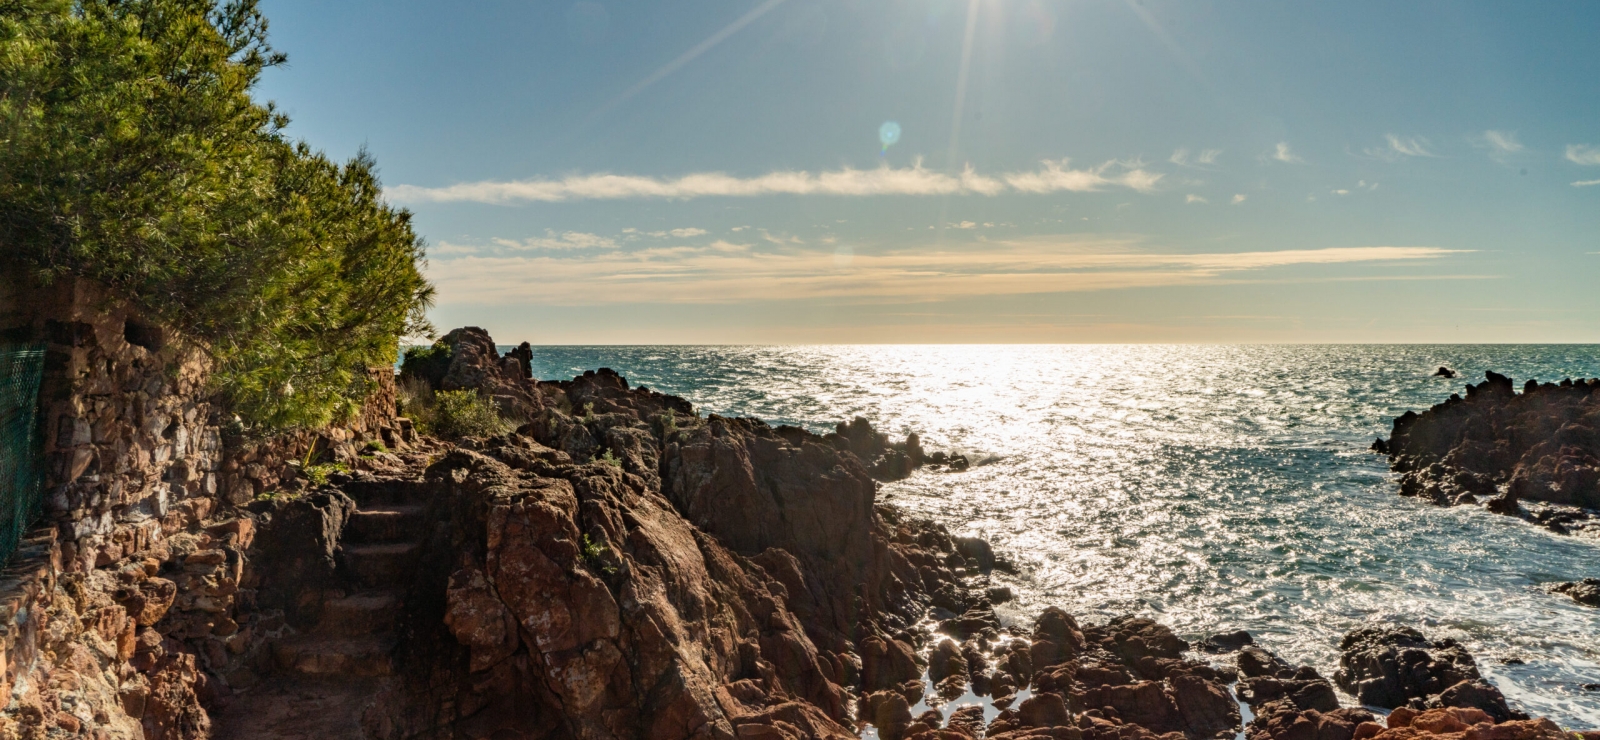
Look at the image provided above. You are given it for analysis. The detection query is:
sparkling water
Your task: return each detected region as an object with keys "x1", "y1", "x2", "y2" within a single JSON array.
[{"x1": 522, "y1": 345, "x2": 1600, "y2": 728}]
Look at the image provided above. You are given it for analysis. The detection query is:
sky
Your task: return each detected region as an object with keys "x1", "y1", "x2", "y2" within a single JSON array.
[{"x1": 256, "y1": 0, "x2": 1600, "y2": 344}]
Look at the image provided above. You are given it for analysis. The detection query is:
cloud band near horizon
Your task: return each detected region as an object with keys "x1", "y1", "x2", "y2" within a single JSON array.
[
  {"x1": 425, "y1": 241, "x2": 1467, "y2": 305},
  {"x1": 387, "y1": 159, "x2": 1163, "y2": 204}
]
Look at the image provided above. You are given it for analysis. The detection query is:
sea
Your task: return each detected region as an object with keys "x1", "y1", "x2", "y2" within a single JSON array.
[{"x1": 514, "y1": 345, "x2": 1600, "y2": 728}]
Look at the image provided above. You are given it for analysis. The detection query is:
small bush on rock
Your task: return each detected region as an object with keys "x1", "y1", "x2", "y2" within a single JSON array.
[
  {"x1": 304, "y1": 462, "x2": 347, "y2": 486},
  {"x1": 580, "y1": 534, "x2": 617, "y2": 576},
  {"x1": 431, "y1": 390, "x2": 507, "y2": 439}
]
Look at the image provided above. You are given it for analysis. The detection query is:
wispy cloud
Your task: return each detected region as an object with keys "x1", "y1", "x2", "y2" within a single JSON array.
[
  {"x1": 1231, "y1": 194, "x2": 1247, "y2": 204},
  {"x1": 428, "y1": 239, "x2": 1463, "y2": 306},
  {"x1": 1567, "y1": 145, "x2": 1600, "y2": 165},
  {"x1": 1332, "y1": 180, "x2": 1378, "y2": 196},
  {"x1": 1272, "y1": 143, "x2": 1303, "y2": 164},
  {"x1": 490, "y1": 230, "x2": 619, "y2": 250},
  {"x1": 1389, "y1": 134, "x2": 1435, "y2": 157},
  {"x1": 430, "y1": 242, "x2": 480, "y2": 256},
  {"x1": 1364, "y1": 134, "x2": 1436, "y2": 161},
  {"x1": 642, "y1": 227, "x2": 708, "y2": 238},
  {"x1": 1185, "y1": 194, "x2": 1208, "y2": 204},
  {"x1": 1481, "y1": 130, "x2": 1523, "y2": 155},
  {"x1": 1004, "y1": 159, "x2": 1163, "y2": 194},
  {"x1": 388, "y1": 159, "x2": 1163, "y2": 204},
  {"x1": 1574, "y1": 179, "x2": 1600, "y2": 187},
  {"x1": 1170, "y1": 148, "x2": 1222, "y2": 167}
]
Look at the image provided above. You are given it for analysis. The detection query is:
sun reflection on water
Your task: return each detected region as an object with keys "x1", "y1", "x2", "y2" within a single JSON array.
[{"x1": 527, "y1": 344, "x2": 1600, "y2": 728}]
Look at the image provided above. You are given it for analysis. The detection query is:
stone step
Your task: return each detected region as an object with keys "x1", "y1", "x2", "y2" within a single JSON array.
[
  {"x1": 342, "y1": 479, "x2": 433, "y2": 507},
  {"x1": 345, "y1": 504, "x2": 426, "y2": 544},
  {"x1": 317, "y1": 592, "x2": 399, "y2": 636},
  {"x1": 212, "y1": 676, "x2": 380, "y2": 739},
  {"x1": 271, "y1": 635, "x2": 394, "y2": 677},
  {"x1": 341, "y1": 542, "x2": 422, "y2": 588}
]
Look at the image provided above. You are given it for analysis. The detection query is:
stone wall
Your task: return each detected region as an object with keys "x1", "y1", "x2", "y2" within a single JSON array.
[
  {"x1": 21, "y1": 276, "x2": 223, "y2": 575},
  {"x1": 0, "y1": 268, "x2": 403, "y2": 739}
]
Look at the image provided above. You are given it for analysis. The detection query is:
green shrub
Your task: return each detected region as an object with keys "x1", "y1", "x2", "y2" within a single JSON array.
[
  {"x1": 399, "y1": 343, "x2": 453, "y2": 388},
  {"x1": 654, "y1": 412, "x2": 678, "y2": 439},
  {"x1": 0, "y1": 0, "x2": 434, "y2": 430},
  {"x1": 304, "y1": 462, "x2": 347, "y2": 486},
  {"x1": 579, "y1": 534, "x2": 617, "y2": 576},
  {"x1": 431, "y1": 390, "x2": 507, "y2": 439}
]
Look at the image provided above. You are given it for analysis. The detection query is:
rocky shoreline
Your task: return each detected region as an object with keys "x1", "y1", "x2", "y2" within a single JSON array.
[
  {"x1": 323, "y1": 333, "x2": 1593, "y2": 740},
  {"x1": 6, "y1": 326, "x2": 1600, "y2": 739}
]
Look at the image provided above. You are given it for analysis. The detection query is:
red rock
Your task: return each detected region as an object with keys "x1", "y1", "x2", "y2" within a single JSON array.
[
  {"x1": 1245, "y1": 701, "x2": 1374, "y2": 740},
  {"x1": 443, "y1": 566, "x2": 521, "y2": 672},
  {"x1": 861, "y1": 636, "x2": 923, "y2": 692},
  {"x1": 946, "y1": 705, "x2": 987, "y2": 737},
  {"x1": 929, "y1": 639, "x2": 967, "y2": 684},
  {"x1": 1019, "y1": 692, "x2": 1075, "y2": 728},
  {"x1": 141, "y1": 651, "x2": 209, "y2": 740},
  {"x1": 864, "y1": 690, "x2": 915, "y2": 740}
]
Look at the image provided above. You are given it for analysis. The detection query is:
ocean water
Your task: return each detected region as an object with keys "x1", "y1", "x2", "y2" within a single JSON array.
[{"x1": 521, "y1": 345, "x2": 1600, "y2": 728}]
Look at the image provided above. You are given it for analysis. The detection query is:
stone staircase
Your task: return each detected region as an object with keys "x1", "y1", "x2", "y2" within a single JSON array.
[
  {"x1": 215, "y1": 484, "x2": 431, "y2": 739},
  {"x1": 270, "y1": 498, "x2": 425, "y2": 676}
]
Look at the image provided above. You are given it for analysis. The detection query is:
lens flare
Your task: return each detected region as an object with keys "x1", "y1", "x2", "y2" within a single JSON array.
[{"x1": 879, "y1": 121, "x2": 902, "y2": 156}]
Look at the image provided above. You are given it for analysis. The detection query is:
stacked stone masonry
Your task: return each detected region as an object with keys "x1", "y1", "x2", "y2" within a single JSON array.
[{"x1": 0, "y1": 271, "x2": 404, "y2": 739}]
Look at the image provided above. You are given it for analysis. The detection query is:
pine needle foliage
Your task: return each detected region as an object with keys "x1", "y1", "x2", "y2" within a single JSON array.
[{"x1": 0, "y1": 0, "x2": 435, "y2": 430}]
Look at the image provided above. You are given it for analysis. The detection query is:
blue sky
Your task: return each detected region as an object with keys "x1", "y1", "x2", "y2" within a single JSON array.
[{"x1": 257, "y1": 0, "x2": 1600, "y2": 343}]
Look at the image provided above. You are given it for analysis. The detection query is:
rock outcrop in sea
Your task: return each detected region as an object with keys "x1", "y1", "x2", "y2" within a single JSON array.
[
  {"x1": 1375, "y1": 371, "x2": 1600, "y2": 535},
  {"x1": 1550, "y1": 578, "x2": 1600, "y2": 607}
]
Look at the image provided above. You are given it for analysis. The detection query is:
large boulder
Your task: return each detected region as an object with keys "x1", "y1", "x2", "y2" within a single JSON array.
[
  {"x1": 1333, "y1": 627, "x2": 1493, "y2": 711},
  {"x1": 1235, "y1": 646, "x2": 1340, "y2": 715}
]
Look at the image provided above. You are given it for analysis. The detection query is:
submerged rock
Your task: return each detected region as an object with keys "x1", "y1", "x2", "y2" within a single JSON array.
[
  {"x1": 1551, "y1": 578, "x2": 1600, "y2": 607},
  {"x1": 1198, "y1": 630, "x2": 1255, "y2": 653}
]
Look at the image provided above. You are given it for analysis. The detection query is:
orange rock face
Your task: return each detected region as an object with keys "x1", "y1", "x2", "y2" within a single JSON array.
[{"x1": 1362, "y1": 707, "x2": 1569, "y2": 740}]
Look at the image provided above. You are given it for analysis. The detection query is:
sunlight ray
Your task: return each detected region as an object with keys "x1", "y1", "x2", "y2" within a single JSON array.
[{"x1": 590, "y1": 0, "x2": 789, "y2": 120}]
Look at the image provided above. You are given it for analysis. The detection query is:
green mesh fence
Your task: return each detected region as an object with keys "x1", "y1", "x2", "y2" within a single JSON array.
[{"x1": 0, "y1": 344, "x2": 46, "y2": 566}]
